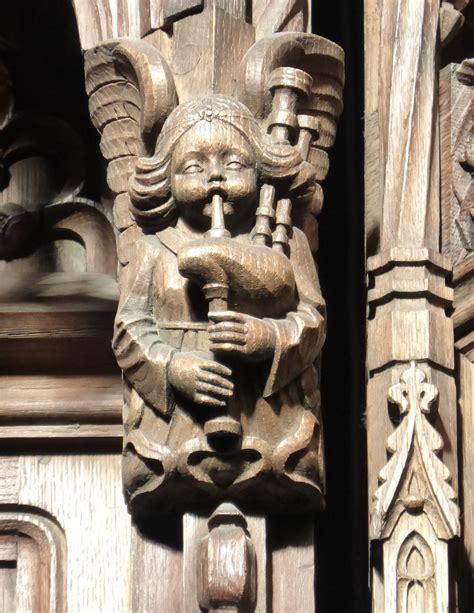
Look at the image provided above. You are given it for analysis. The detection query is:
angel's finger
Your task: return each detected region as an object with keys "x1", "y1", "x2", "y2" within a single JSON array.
[
  {"x1": 196, "y1": 381, "x2": 233, "y2": 397},
  {"x1": 208, "y1": 310, "x2": 244, "y2": 323},
  {"x1": 201, "y1": 361, "x2": 233, "y2": 377},
  {"x1": 194, "y1": 393, "x2": 227, "y2": 408},
  {"x1": 210, "y1": 343, "x2": 244, "y2": 354},
  {"x1": 199, "y1": 371, "x2": 234, "y2": 390},
  {"x1": 208, "y1": 322, "x2": 247, "y2": 334},
  {"x1": 209, "y1": 331, "x2": 246, "y2": 345}
]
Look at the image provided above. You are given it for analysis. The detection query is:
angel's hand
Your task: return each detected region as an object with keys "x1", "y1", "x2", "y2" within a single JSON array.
[
  {"x1": 208, "y1": 311, "x2": 276, "y2": 362},
  {"x1": 168, "y1": 350, "x2": 233, "y2": 408}
]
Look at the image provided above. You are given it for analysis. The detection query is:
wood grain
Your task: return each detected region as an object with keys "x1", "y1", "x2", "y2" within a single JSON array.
[
  {"x1": 271, "y1": 515, "x2": 315, "y2": 613},
  {"x1": 129, "y1": 521, "x2": 183, "y2": 612},
  {"x1": 17, "y1": 454, "x2": 131, "y2": 613},
  {"x1": 458, "y1": 353, "x2": 474, "y2": 609},
  {"x1": 0, "y1": 375, "x2": 121, "y2": 423}
]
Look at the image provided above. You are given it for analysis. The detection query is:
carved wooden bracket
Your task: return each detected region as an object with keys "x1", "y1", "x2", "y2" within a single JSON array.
[{"x1": 84, "y1": 23, "x2": 343, "y2": 517}]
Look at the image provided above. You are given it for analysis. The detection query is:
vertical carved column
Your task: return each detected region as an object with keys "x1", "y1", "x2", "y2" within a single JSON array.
[{"x1": 365, "y1": 0, "x2": 461, "y2": 609}]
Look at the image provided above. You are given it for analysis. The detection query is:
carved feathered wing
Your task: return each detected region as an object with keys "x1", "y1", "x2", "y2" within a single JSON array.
[
  {"x1": 84, "y1": 39, "x2": 177, "y2": 261},
  {"x1": 238, "y1": 33, "x2": 344, "y2": 251}
]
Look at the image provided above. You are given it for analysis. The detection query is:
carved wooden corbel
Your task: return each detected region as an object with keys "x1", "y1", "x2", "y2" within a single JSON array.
[
  {"x1": 85, "y1": 26, "x2": 343, "y2": 519},
  {"x1": 82, "y1": 4, "x2": 343, "y2": 608}
]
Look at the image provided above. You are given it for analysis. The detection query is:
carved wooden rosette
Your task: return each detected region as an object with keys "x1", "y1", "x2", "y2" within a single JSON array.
[{"x1": 365, "y1": 0, "x2": 462, "y2": 610}]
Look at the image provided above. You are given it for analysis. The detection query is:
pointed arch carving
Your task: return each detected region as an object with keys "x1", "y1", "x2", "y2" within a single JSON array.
[{"x1": 396, "y1": 532, "x2": 436, "y2": 613}]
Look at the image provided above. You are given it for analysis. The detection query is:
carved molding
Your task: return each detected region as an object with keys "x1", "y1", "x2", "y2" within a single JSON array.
[
  {"x1": 0, "y1": 508, "x2": 67, "y2": 613},
  {"x1": 365, "y1": 1, "x2": 462, "y2": 610}
]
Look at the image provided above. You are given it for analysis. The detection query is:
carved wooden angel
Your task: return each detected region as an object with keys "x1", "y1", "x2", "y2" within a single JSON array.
[{"x1": 85, "y1": 34, "x2": 343, "y2": 517}]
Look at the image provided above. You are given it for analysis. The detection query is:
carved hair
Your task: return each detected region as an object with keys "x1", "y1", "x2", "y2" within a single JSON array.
[{"x1": 129, "y1": 95, "x2": 307, "y2": 231}]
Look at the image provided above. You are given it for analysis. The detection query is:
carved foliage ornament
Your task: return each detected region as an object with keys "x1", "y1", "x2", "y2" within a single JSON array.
[
  {"x1": 372, "y1": 362, "x2": 460, "y2": 540},
  {"x1": 85, "y1": 33, "x2": 343, "y2": 516}
]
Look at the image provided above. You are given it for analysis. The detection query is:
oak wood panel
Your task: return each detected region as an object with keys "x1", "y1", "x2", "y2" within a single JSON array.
[
  {"x1": 271, "y1": 515, "x2": 315, "y2": 613},
  {"x1": 130, "y1": 522, "x2": 183, "y2": 612},
  {"x1": 0, "y1": 535, "x2": 17, "y2": 613},
  {"x1": 17, "y1": 454, "x2": 131, "y2": 613}
]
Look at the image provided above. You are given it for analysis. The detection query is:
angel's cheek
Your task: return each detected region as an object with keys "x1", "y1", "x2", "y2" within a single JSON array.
[
  {"x1": 226, "y1": 170, "x2": 257, "y2": 202},
  {"x1": 172, "y1": 175, "x2": 208, "y2": 205}
]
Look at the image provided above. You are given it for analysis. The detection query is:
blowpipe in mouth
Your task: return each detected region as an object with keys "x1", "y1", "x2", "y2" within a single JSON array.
[{"x1": 207, "y1": 193, "x2": 230, "y2": 238}]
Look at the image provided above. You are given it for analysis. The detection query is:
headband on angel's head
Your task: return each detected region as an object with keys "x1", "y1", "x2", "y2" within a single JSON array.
[{"x1": 157, "y1": 96, "x2": 259, "y2": 143}]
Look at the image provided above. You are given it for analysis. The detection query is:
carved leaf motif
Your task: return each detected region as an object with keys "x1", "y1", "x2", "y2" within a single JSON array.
[{"x1": 371, "y1": 362, "x2": 460, "y2": 540}]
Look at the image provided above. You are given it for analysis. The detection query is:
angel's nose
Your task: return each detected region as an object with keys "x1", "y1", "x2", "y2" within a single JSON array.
[{"x1": 207, "y1": 161, "x2": 226, "y2": 182}]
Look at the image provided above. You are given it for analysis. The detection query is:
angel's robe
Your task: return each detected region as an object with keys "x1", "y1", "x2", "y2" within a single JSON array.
[{"x1": 113, "y1": 224, "x2": 327, "y2": 514}]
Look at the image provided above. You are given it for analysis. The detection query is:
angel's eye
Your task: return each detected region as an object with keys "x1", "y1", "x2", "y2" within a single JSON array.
[
  {"x1": 182, "y1": 162, "x2": 203, "y2": 174},
  {"x1": 226, "y1": 159, "x2": 246, "y2": 170}
]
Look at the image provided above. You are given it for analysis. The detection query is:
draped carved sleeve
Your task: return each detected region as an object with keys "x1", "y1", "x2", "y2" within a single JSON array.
[
  {"x1": 263, "y1": 228, "x2": 325, "y2": 397},
  {"x1": 112, "y1": 236, "x2": 176, "y2": 416}
]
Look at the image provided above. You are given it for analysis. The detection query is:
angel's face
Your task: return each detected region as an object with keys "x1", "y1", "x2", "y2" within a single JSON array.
[{"x1": 171, "y1": 120, "x2": 257, "y2": 232}]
